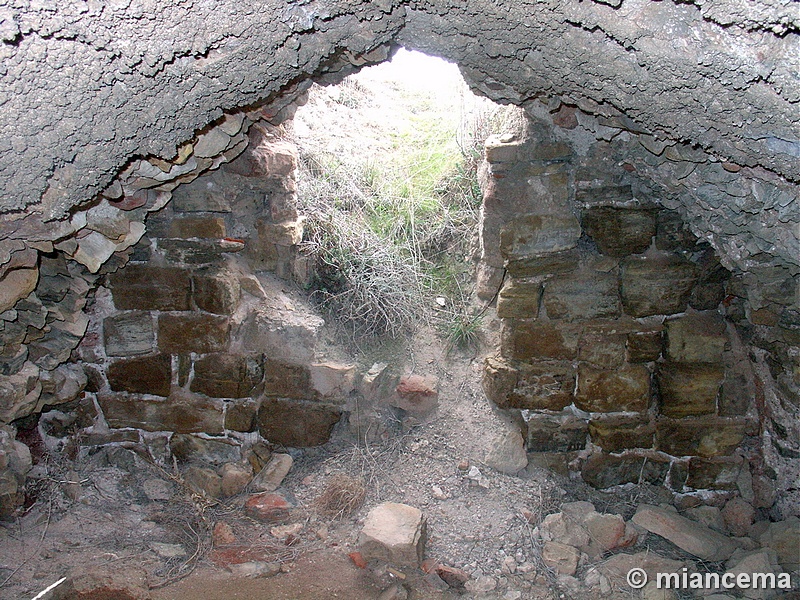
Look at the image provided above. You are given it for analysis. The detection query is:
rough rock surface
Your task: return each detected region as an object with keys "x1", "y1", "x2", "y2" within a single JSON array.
[
  {"x1": 359, "y1": 502, "x2": 427, "y2": 567},
  {"x1": 632, "y1": 504, "x2": 737, "y2": 562}
]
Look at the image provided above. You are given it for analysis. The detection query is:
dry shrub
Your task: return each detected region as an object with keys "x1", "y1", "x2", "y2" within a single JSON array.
[
  {"x1": 302, "y1": 212, "x2": 423, "y2": 339},
  {"x1": 316, "y1": 473, "x2": 366, "y2": 518}
]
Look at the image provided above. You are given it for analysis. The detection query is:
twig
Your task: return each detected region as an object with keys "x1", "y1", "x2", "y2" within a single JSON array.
[{"x1": 0, "y1": 494, "x2": 53, "y2": 588}]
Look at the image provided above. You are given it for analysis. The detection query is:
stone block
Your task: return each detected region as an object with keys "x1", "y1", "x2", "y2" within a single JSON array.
[
  {"x1": 541, "y1": 541, "x2": 579, "y2": 576},
  {"x1": 109, "y1": 265, "x2": 191, "y2": 311},
  {"x1": 309, "y1": 362, "x2": 356, "y2": 399},
  {"x1": 620, "y1": 255, "x2": 698, "y2": 317},
  {"x1": 224, "y1": 398, "x2": 259, "y2": 432},
  {"x1": 690, "y1": 281, "x2": 726, "y2": 311},
  {"x1": 38, "y1": 363, "x2": 87, "y2": 407},
  {"x1": 655, "y1": 418, "x2": 746, "y2": 458},
  {"x1": 236, "y1": 140, "x2": 298, "y2": 178},
  {"x1": 632, "y1": 504, "x2": 736, "y2": 561},
  {"x1": 501, "y1": 320, "x2": 580, "y2": 361},
  {"x1": 251, "y1": 453, "x2": 293, "y2": 492},
  {"x1": 526, "y1": 451, "x2": 572, "y2": 476},
  {"x1": 581, "y1": 206, "x2": 657, "y2": 257},
  {"x1": 506, "y1": 361, "x2": 575, "y2": 411},
  {"x1": 721, "y1": 497, "x2": 754, "y2": 537},
  {"x1": 0, "y1": 470, "x2": 20, "y2": 519},
  {"x1": 98, "y1": 391, "x2": 224, "y2": 433},
  {"x1": 239, "y1": 303, "x2": 323, "y2": 364},
  {"x1": 79, "y1": 430, "x2": 140, "y2": 446},
  {"x1": 665, "y1": 312, "x2": 728, "y2": 363},
  {"x1": 391, "y1": 374, "x2": 439, "y2": 414},
  {"x1": 506, "y1": 248, "x2": 580, "y2": 279},
  {"x1": 248, "y1": 220, "x2": 303, "y2": 272},
  {"x1": 483, "y1": 355, "x2": 519, "y2": 406},
  {"x1": 103, "y1": 312, "x2": 154, "y2": 356},
  {"x1": 725, "y1": 550, "x2": 785, "y2": 600},
  {"x1": 575, "y1": 185, "x2": 633, "y2": 206},
  {"x1": 655, "y1": 209, "x2": 698, "y2": 252},
  {"x1": 0, "y1": 267, "x2": 38, "y2": 313},
  {"x1": 262, "y1": 359, "x2": 312, "y2": 399},
  {"x1": 657, "y1": 363, "x2": 723, "y2": 417},
  {"x1": 168, "y1": 216, "x2": 227, "y2": 239},
  {"x1": 157, "y1": 313, "x2": 229, "y2": 354},
  {"x1": 191, "y1": 353, "x2": 263, "y2": 398},
  {"x1": 220, "y1": 462, "x2": 253, "y2": 497},
  {"x1": 499, "y1": 215, "x2": 582, "y2": 261},
  {"x1": 485, "y1": 135, "x2": 523, "y2": 163},
  {"x1": 578, "y1": 324, "x2": 629, "y2": 368},
  {"x1": 543, "y1": 272, "x2": 620, "y2": 321},
  {"x1": 51, "y1": 565, "x2": 151, "y2": 600},
  {"x1": 244, "y1": 491, "x2": 293, "y2": 522},
  {"x1": 475, "y1": 263, "x2": 505, "y2": 300},
  {"x1": 584, "y1": 512, "x2": 631, "y2": 555},
  {"x1": 717, "y1": 370, "x2": 755, "y2": 417},
  {"x1": 575, "y1": 363, "x2": 650, "y2": 413},
  {"x1": 596, "y1": 551, "x2": 686, "y2": 589},
  {"x1": 684, "y1": 506, "x2": 725, "y2": 532},
  {"x1": 360, "y1": 362, "x2": 397, "y2": 403},
  {"x1": 170, "y1": 433, "x2": 241, "y2": 465},
  {"x1": 581, "y1": 453, "x2": 670, "y2": 488},
  {"x1": 192, "y1": 270, "x2": 241, "y2": 315},
  {"x1": 257, "y1": 219, "x2": 303, "y2": 247},
  {"x1": 540, "y1": 507, "x2": 591, "y2": 548},
  {"x1": 257, "y1": 398, "x2": 342, "y2": 447},
  {"x1": 526, "y1": 413, "x2": 588, "y2": 452},
  {"x1": 184, "y1": 465, "x2": 223, "y2": 499},
  {"x1": 758, "y1": 517, "x2": 800, "y2": 571},
  {"x1": 684, "y1": 457, "x2": 742, "y2": 490},
  {"x1": 171, "y1": 174, "x2": 233, "y2": 212},
  {"x1": 627, "y1": 329, "x2": 664, "y2": 362},
  {"x1": 589, "y1": 416, "x2": 655, "y2": 451},
  {"x1": 158, "y1": 238, "x2": 245, "y2": 264},
  {"x1": 528, "y1": 140, "x2": 572, "y2": 162},
  {"x1": 497, "y1": 278, "x2": 542, "y2": 319},
  {"x1": 107, "y1": 354, "x2": 172, "y2": 397},
  {"x1": 484, "y1": 428, "x2": 528, "y2": 474},
  {"x1": 360, "y1": 502, "x2": 427, "y2": 567}
]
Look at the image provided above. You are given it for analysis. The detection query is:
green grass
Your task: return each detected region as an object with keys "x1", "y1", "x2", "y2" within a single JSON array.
[{"x1": 294, "y1": 71, "x2": 513, "y2": 340}]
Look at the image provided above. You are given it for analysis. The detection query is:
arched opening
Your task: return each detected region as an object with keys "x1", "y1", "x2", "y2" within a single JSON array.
[{"x1": 0, "y1": 4, "x2": 798, "y2": 596}]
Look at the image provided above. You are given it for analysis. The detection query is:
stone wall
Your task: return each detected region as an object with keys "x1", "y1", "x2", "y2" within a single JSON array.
[
  {"x1": 0, "y1": 0, "x2": 797, "y2": 518},
  {"x1": 480, "y1": 108, "x2": 796, "y2": 514},
  {"x1": 76, "y1": 127, "x2": 357, "y2": 454}
]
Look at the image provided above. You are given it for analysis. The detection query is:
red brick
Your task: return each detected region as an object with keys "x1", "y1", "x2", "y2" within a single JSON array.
[{"x1": 244, "y1": 491, "x2": 293, "y2": 522}]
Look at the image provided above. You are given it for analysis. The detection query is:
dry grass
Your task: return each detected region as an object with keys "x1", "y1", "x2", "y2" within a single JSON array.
[
  {"x1": 292, "y1": 66, "x2": 521, "y2": 343},
  {"x1": 302, "y1": 211, "x2": 424, "y2": 339},
  {"x1": 315, "y1": 473, "x2": 367, "y2": 519}
]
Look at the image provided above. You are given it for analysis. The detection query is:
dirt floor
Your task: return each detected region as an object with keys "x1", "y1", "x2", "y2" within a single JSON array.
[{"x1": 0, "y1": 309, "x2": 673, "y2": 600}]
